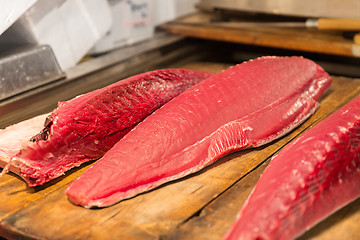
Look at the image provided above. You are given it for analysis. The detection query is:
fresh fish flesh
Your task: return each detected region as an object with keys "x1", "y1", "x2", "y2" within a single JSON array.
[
  {"x1": 66, "y1": 56, "x2": 332, "y2": 208},
  {"x1": 0, "y1": 69, "x2": 212, "y2": 186},
  {"x1": 224, "y1": 95, "x2": 360, "y2": 240}
]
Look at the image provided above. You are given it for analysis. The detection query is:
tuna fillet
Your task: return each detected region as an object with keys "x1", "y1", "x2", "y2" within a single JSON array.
[
  {"x1": 66, "y1": 56, "x2": 332, "y2": 208},
  {"x1": 224, "y1": 96, "x2": 360, "y2": 240},
  {"x1": 0, "y1": 69, "x2": 212, "y2": 187}
]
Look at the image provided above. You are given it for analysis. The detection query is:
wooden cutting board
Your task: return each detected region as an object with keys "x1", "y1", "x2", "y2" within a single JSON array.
[
  {"x1": 160, "y1": 13, "x2": 360, "y2": 58},
  {"x1": 0, "y1": 62, "x2": 360, "y2": 240}
]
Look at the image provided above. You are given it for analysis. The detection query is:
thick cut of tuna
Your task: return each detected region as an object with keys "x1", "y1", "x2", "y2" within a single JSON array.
[
  {"x1": 223, "y1": 96, "x2": 360, "y2": 240},
  {"x1": 1, "y1": 69, "x2": 212, "y2": 187},
  {"x1": 66, "y1": 56, "x2": 332, "y2": 208}
]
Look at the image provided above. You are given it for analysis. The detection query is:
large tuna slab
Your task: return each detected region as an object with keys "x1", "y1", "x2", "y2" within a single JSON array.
[
  {"x1": 0, "y1": 69, "x2": 212, "y2": 187},
  {"x1": 224, "y1": 96, "x2": 360, "y2": 240},
  {"x1": 66, "y1": 56, "x2": 332, "y2": 208}
]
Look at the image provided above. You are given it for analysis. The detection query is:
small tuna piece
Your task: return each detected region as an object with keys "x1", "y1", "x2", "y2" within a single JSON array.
[
  {"x1": 224, "y1": 96, "x2": 360, "y2": 240},
  {"x1": 0, "y1": 69, "x2": 212, "y2": 186},
  {"x1": 0, "y1": 114, "x2": 47, "y2": 177},
  {"x1": 66, "y1": 56, "x2": 332, "y2": 208}
]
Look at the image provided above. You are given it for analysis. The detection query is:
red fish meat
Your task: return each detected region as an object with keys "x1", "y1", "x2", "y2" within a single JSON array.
[
  {"x1": 0, "y1": 69, "x2": 212, "y2": 187},
  {"x1": 224, "y1": 96, "x2": 360, "y2": 240},
  {"x1": 66, "y1": 56, "x2": 331, "y2": 208}
]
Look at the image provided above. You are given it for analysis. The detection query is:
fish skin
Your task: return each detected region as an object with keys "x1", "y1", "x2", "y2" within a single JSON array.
[
  {"x1": 65, "y1": 56, "x2": 332, "y2": 208},
  {"x1": 223, "y1": 96, "x2": 360, "y2": 240},
  {"x1": 3, "y1": 69, "x2": 212, "y2": 187}
]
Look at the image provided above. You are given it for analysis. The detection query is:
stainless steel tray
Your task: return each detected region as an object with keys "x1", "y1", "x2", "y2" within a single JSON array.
[{"x1": 0, "y1": 45, "x2": 64, "y2": 101}]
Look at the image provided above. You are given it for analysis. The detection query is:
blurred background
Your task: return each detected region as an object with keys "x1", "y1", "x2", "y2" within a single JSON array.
[{"x1": 0, "y1": 0, "x2": 359, "y2": 125}]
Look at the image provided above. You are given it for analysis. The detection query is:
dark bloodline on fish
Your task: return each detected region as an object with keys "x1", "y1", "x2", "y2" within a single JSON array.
[
  {"x1": 224, "y1": 96, "x2": 360, "y2": 240},
  {"x1": 30, "y1": 117, "x2": 52, "y2": 142},
  {"x1": 66, "y1": 56, "x2": 332, "y2": 208},
  {"x1": 0, "y1": 69, "x2": 213, "y2": 187}
]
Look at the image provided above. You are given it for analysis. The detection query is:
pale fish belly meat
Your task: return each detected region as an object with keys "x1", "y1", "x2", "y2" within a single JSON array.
[
  {"x1": 0, "y1": 114, "x2": 47, "y2": 166},
  {"x1": 66, "y1": 56, "x2": 332, "y2": 208},
  {"x1": 0, "y1": 69, "x2": 213, "y2": 187},
  {"x1": 223, "y1": 96, "x2": 360, "y2": 240}
]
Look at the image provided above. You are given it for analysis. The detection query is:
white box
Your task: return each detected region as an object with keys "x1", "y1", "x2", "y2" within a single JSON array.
[
  {"x1": 91, "y1": 0, "x2": 155, "y2": 54},
  {"x1": 173, "y1": 0, "x2": 199, "y2": 18},
  {"x1": 154, "y1": 0, "x2": 199, "y2": 25},
  {"x1": 153, "y1": 0, "x2": 175, "y2": 25},
  {"x1": 0, "y1": 0, "x2": 38, "y2": 36},
  {"x1": 124, "y1": 0, "x2": 155, "y2": 45},
  {"x1": 91, "y1": 0, "x2": 128, "y2": 54},
  {"x1": 0, "y1": 0, "x2": 112, "y2": 70}
]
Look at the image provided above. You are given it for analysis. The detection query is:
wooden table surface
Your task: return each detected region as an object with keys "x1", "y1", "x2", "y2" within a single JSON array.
[{"x1": 0, "y1": 62, "x2": 360, "y2": 240}]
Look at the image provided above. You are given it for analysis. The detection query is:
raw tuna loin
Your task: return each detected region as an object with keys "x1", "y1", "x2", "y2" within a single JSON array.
[
  {"x1": 66, "y1": 56, "x2": 332, "y2": 208},
  {"x1": 0, "y1": 69, "x2": 212, "y2": 187},
  {"x1": 224, "y1": 96, "x2": 360, "y2": 240}
]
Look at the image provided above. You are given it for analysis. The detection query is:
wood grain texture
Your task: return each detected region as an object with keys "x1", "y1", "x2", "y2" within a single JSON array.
[
  {"x1": 0, "y1": 62, "x2": 359, "y2": 240},
  {"x1": 161, "y1": 13, "x2": 359, "y2": 57}
]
